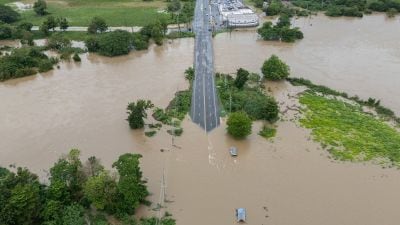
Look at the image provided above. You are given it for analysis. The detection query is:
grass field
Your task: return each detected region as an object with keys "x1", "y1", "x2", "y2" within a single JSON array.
[
  {"x1": 5, "y1": 0, "x2": 170, "y2": 26},
  {"x1": 299, "y1": 91, "x2": 400, "y2": 167}
]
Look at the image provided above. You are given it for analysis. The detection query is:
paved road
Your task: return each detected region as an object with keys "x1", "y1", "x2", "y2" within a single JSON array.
[{"x1": 190, "y1": 0, "x2": 220, "y2": 132}]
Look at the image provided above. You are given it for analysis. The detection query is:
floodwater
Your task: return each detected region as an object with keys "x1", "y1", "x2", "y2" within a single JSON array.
[{"x1": 1, "y1": 14, "x2": 400, "y2": 225}]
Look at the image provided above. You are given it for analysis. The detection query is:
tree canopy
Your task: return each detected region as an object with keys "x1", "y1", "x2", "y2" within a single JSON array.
[
  {"x1": 33, "y1": 0, "x2": 48, "y2": 16},
  {"x1": 261, "y1": 55, "x2": 290, "y2": 80},
  {"x1": 127, "y1": 100, "x2": 154, "y2": 129},
  {"x1": 0, "y1": 5, "x2": 20, "y2": 23},
  {"x1": 227, "y1": 111, "x2": 252, "y2": 138}
]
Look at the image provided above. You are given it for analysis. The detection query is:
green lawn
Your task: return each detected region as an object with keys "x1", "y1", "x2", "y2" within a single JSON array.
[
  {"x1": 299, "y1": 91, "x2": 400, "y2": 166},
  {"x1": 7, "y1": 0, "x2": 170, "y2": 26}
]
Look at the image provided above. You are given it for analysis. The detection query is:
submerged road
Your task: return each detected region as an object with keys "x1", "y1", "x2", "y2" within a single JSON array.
[{"x1": 190, "y1": 0, "x2": 220, "y2": 132}]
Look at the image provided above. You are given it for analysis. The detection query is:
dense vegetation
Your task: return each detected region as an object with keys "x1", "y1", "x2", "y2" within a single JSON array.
[
  {"x1": 262, "y1": 55, "x2": 290, "y2": 80},
  {"x1": 291, "y1": 0, "x2": 399, "y2": 17},
  {"x1": 0, "y1": 46, "x2": 57, "y2": 81},
  {"x1": 257, "y1": 15, "x2": 304, "y2": 42},
  {"x1": 299, "y1": 91, "x2": 400, "y2": 167},
  {"x1": 216, "y1": 68, "x2": 279, "y2": 122},
  {"x1": 227, "y1": 111, "x2": 253, "y2": 138},
  {"x1": 0, "y1": 149, "x2": 175, "y2": 224}
]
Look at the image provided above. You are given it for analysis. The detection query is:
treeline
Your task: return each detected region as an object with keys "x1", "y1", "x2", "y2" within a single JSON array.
[
  {"x1": 0, "y1": 149, "x2": 175, "y2": 225},
  {"x1": 0, "y1": 46, "x2": 57, "y2": 81},
  {"x1": 257, "y1": 15, "x2": 303, "y2": 42},
  {"x1": 84, "y1": 17, "x2": 169, "y2": 56},
  {"x1": 291, "y1": 0, "x2": 400, "y2": 17}
]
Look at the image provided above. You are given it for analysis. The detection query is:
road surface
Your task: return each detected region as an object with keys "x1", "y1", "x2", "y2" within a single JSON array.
[{"x1": 190, "y1": 0, "x2": 220, "y2": 132}]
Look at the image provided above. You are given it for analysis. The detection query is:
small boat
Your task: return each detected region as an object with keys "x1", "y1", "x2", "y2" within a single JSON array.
[
  {"x1": 229, "y1": 146, "x2": 238, "y2": 156},
  {"x1": 236, "y1": 208, "x2": 246, "y2": 222}
]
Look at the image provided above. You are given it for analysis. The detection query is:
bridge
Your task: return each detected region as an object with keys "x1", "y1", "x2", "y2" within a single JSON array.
[{"x1": 190, "y1": 0, "x2": 220, "y2": 132}]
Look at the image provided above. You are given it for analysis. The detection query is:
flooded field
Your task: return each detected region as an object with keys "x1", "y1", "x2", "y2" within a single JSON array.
[{"x1": 1, "y1": 14, "x2": 400, "y2": 225}]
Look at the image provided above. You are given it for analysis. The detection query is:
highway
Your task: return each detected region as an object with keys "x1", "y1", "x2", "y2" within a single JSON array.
[{"x1": 190, "y1": 0, "x2": 220, "y2": 132}]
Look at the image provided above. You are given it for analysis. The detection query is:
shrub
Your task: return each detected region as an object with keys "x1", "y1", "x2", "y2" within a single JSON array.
[
  {"x1": 234, "y1": 68, "x2": 249, "y2": 89},
  {"x1": 18, "y1": 22, "x2": 33, "y2": 31},
  {"x1": 227, "y1": 111, "x2": 252, "y2": 138},
  {"x1": 261, "y1": 55, "x2": 290, "y2": 80},
  {"x1": 386, "y1": 8, "x2": 398, "y2": 17}
]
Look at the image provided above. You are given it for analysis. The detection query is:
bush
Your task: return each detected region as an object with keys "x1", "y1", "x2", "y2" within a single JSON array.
[
  {"x1": 97, "y1": 30, "x2": 132, "y2": 56},
  {"x1": 0, "y1": 5, "x2": 20, "y2": 23},
  {"x1": 386, "y1": 8, "x2": 398, "y2": 17},
  {"x1": 259, "y1": 126, "x2": 277, "y2": 139},
  {"x1": 234, "y1": 68, "x2": 249, "y2": 89},
  {"x1": 261, "y1": 55, "x2": 290, "y2": 80},
  {"x1": 18, "y1": 22, "x2": 33, "y2": 31},
  {"x1": 132, "y1": 32, "x2": 149, "y2": 50},
  {"x1": 227, "y1": 111, "x2": 252, "y2": 138}
]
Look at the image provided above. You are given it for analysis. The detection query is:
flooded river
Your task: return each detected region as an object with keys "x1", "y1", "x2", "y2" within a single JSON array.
[{"x1": 1, "y1": 14, "x2": 400, "y2": 225}]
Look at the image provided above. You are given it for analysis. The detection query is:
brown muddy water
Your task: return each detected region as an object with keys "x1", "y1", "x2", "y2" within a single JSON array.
[{"x1": 1, "y1": 14, "x2": 400, "y2": 225}]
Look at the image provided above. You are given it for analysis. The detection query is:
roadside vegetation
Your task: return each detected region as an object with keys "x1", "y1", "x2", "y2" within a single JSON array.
[
  {"x1": 257, "y1": 15, "x2": 303, "y2": 42},
  {"x1": 216, "y1": 66, "x2": 280, "y2": 138},
  {"x1": 0, "y1": 149, "x2": 176, "y2": 224}
]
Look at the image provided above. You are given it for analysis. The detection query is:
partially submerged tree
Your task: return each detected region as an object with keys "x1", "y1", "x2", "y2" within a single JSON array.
[
  {"x1": 261, "y1": 55, "x2": 290, "y2": 80},
  {"x1": 227, "y1": 111, "x2": 252, "y2": 138},
  {"x1": 127, "y1": 100, "x2": 154, "y2": 129},
  {"x1": 234, "y1": 68, "x2": 249, "y2": 89}
]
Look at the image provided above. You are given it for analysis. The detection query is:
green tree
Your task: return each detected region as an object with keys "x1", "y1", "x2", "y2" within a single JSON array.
[
  {"x1": 88, "y1": 17, "x2": 108, "y2": 34},
  {"x1": 59, "y1": 17, "x2": 69, "y2": 31},
  {"x1": 97, "y1": 30, "x2": 132, "y2": 56},
  {"x1": 84, "y1": 171, "x2": 117, "y2": 211},
  {"x1": 61, "y1": 204, "x2": 85, "y2": 225},
  {"x1": 0, "y1": 167, "x2": 42, "y2": 225},
  {"x1": 276, "y1": 14, "x2": 290, "y2": 28},
  {"x1": 47, "y1": 33, "x2": 72, "y2": 50},
  {"x1": 18, "y1": 22, "x2": 33, "y2": 31},
  {"x1": 126, "y1": 100, "x2": 154, "y2": 129},
  {"x1": 167, "y1": 0, "x2": 181, "y2": 12},
  {"x1": 45, "y1": 16, "x2": 58, "y2": 31},
  {"x1": 226, "y1": 111, "x2": 252, "y2": 138},
  {"x1": 0, "y1": 24, "x2": 13, "y2": 39},
  {"x1": 264, "y1": 0, "x2": 283, "y2": 15},
  {"x1": 33, "y1": 0, "x2": 47, "y2": 16},
  {"x1": 49, "y1": 149, "x2": 87, "y2": 203},
  {"x1": 0, "y1": 5, "x2": 20, "y2": 23},
  {"x1": 112, "y1": 153, "x2": 149, "y2": 215},
  {"x1": 261, "y1": 55, "x2": 290, "y2": 80},
  {"x1": 234, "y1": 68, "x2": 249, "y2": 89},
  {"x1": 40, "y1": 21, "x2": 50, "y2": 35}
]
